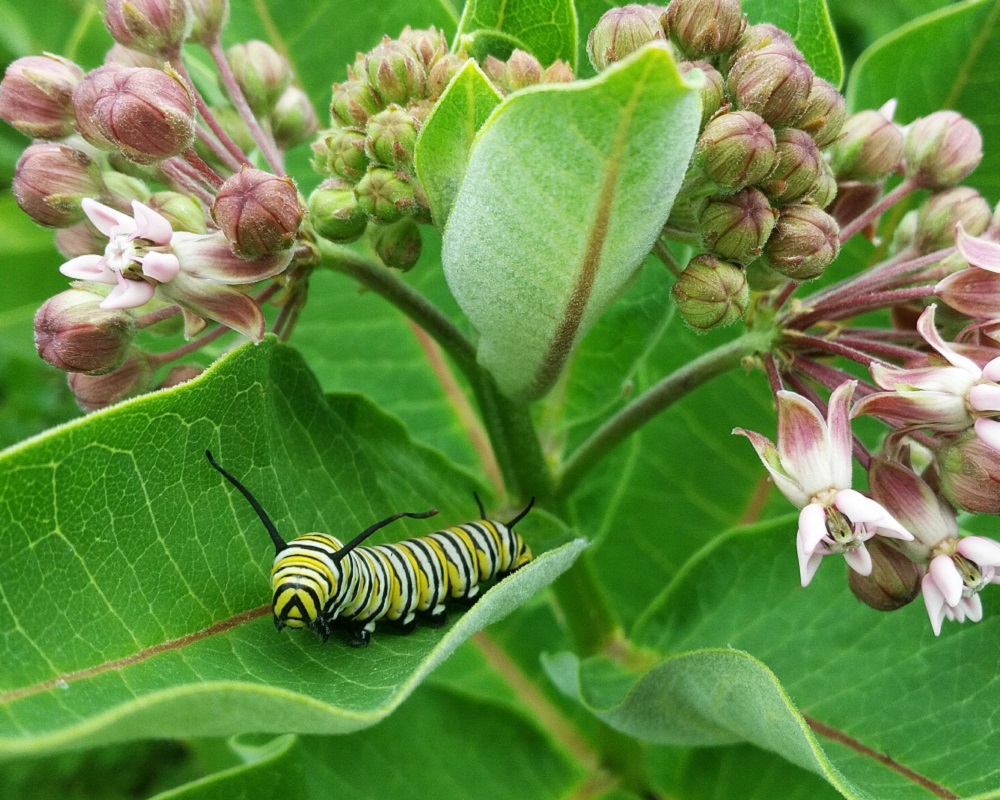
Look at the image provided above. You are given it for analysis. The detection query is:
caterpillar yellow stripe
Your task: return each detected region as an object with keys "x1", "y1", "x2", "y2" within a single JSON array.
[{"x1": 206, "y1": 451, "x2": 533, "y2": 646}]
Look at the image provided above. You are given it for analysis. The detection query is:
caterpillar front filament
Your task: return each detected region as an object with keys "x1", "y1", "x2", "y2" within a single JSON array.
[{"x1": 205, "y1": 451, "x2": 534, "y2": 646}]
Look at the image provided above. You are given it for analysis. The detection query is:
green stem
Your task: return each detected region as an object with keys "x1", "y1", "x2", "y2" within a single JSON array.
[
  {"x1": 318, "y1": 242, "x2": 550, "y2": 499},
  {"x1": 554, "y1": 331, "x2": 771, "y2": 501}
]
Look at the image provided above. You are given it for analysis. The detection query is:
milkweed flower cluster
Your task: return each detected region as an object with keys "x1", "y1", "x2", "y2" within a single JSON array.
[{"x1": 0, "y1": 0, "x2": 314, "y2": 410}]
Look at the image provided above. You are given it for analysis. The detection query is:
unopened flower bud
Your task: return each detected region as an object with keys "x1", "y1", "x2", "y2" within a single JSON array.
[
  {"x1": 365, "y1": 106, "x2": 418, "y2": 167},
  {"x1": 12, "y1": 143, "x2": 106, "y2": 227},
  {"x1": 848, "y1": 537, "x2": 923, "y2": 611},
  {"x1": 587, "y1": 4, "x2": 665, "y2": 72},
  {"x1": 829, "y1": 109, "x2": 903, "y2": 182},
  {"x1": 68, "y1": 351, "x2": 153, "y2": 411},
  {"x1": 486, "y1": 49, "x2": 545, "y2": 93},
  {"x1": 904, "y1": 111, "x2": 983, "y2": 190},
  {"x1": 326, "y1": 128, "x2": 369, "y2": 180},
  {"x1": 762, "y1": 128, "x2": 823, "y2": 204},
  {"x1": 428, "y1": 53, "x2": 468, "y2": 97},
  {"x1": 271, "y1": 86, "x2": 318, "y2": 150},
  {"x1": 354, "y1": 167, "x2": 416, "y2": 224},
  {"x1": 699, "y1": 110, "x2": 776, "y2": 189},
  {"x1": 730, "y1": 23, "x2": 797, "y2": 65},
  {"x1": 35, "y1": 289, "x2": 136, "y2": 374},
  {"x1": 666, "y1": 0, "x2": 745, "y2": 57},
  {"x1": 678, "y1": 60, "x2": 725, "y2": 128},
  {"x1": 104, "y1": 43, "x2": 162, "y2": 69},
  {"x1": 55, "y1": 223, "x2": 105, "y2": 258},
  {"x1": 797, "y1": 77, "x2": 846, "y2": 149},
  {"x1": 331, "y1": 79, "x2": 382, "y2": 127},
  {"x1": 72, "y1": 65, "x2": 124, "y2": 149},
  {"x1": 365, "y1": 37, "x2": 427, "y2": 105},
  {"x1": 158, "y1": 364, "x2": 204, "y2": 388},
  {"x1": 398, "y1": 26, "x2": 448, "y2": 68},
  {"x1": 939, "y1": 432, "x2": 1000, "y2": 514},
  {"x1": 187, "y1": 0, "x2": 229, "y2": 45},
  {"x1": 700, "y1": 188, "x2": 776, "y2": 263},
  {"x1": 0, "y1": 54, "x2": 83, "y2": 139},
  {"x1": 373, "y1": 217, "x2": 422, "y2": 271},
  {"x1": 212, "y1": 167, "x2": 303, "y2": 258},
  {"x1": 744, "y1": 256, "x2": 786, "y2": 290},
  {"x1": 90, "y1": 66, "x2": 195, "y2": 164},
  {"x1": 810, "y1": 159, "x2": 838, "y2": 208},
  {"x1": 544, "y1": 60, "x2": 575, "y2": 84},
  {"x1": 308, "y1": 180, "x2": 367, "y2": 242},
  {"x1": 102, "y1": 170, "x2": 152, "y2": 207},
  {"x1": 227, "y1": 40, "x2": 292, "y2": 116},
  {"x1": 915, "y1": 187, "x2": 990, "y2": 253},
  {"x1": 147, "y1": 190, "x2": 207, "y2": 233},
  {"x1": 672, "y1": 254, "x2": 749, "y2": 329},
  {"x1": 727, "y1": 44, "x2": 813, "y2": 126},
  {"x1": 104, "y1": 0, "x2": 190, "y2": 57},
  {"x1": 764, "y1": 204, "x2": 839, "y2": 279}
]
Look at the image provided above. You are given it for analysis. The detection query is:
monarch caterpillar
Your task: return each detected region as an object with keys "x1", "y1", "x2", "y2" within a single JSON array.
[{"x1": 205, "y1": 451, "x2": 534, "y2": 646}]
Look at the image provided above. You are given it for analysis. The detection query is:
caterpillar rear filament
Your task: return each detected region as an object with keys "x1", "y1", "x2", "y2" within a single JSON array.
[{"x1": 206, "y1": 451, "x2": 534, "y2": 646}]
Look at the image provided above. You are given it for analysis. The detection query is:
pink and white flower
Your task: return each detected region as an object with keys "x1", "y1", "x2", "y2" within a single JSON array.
[
  {"x1": 923, "y1": 537, "x2": 1000, "y2": 636},
  {"x1": 852, "y1": 304, "x2": 1000, "y2": 452},
  {"x1": 59, "y1": 198, "x2": 292, "y2": 341},
  {"x1": 936, "y1": 223, "x2": 1000, "y2": 323},
  {"x1": 735, "y1": 382, "x2": 913, "y2": 586}
]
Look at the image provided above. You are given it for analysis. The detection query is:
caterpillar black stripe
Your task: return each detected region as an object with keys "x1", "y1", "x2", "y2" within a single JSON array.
[{"x1": 206, "y1": 451, "x2": 534, "y2": 646}]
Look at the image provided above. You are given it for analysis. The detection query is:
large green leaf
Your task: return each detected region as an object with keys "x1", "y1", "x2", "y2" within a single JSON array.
[
  {"x1": 454, "y1": 0, "x2": 578, "y2": 69},
  {"x1": 442, "y1": 44, "x2": 700, "y2": 400},
  {"x1": 847, "y1": 0, "x2": 1000, "y2": 199},
  {"x1": 0, "y1": 339, "x2": 584, "y2": 757}
]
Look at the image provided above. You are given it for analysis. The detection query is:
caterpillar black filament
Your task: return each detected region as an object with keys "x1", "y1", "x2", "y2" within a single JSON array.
[{"x1": 206, "y1": 451, "x2": 534, "y2": 646}]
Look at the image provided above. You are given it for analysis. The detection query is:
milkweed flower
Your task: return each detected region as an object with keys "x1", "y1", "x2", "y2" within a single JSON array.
[
  {"x1": 59, "y1": 198, "x2": 291, "y2": 340},
  {"x1": 852, "y1": 304, "x2": 1000, "y2": 451},
  {"x1": 735, "y1": 382, "x2": 913, "y2": 585},
  {"x1": 937, "y1": 223, "x2": 1000, "y2": 324}
]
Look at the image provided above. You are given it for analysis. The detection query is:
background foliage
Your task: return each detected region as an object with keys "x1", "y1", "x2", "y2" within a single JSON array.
[{"x1": 1, "y1": 1, "x2": 997, "y2": 799}]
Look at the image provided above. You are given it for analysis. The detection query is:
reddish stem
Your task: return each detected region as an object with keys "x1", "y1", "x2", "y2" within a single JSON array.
[
  {"x1": 171, "y1": 58, "x2": 248, "y2": 171},
  {"x1": 838, "y1": 178, "x2": 919, "y2": 243}
]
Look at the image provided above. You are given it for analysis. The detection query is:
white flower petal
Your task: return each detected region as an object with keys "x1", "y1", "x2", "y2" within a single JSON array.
[
  {"x1": 775, "y1": 391, "x2": 836, "y2": 495},
  {"x1": 99, "y1": 276, "x2": 155, "y2": 310},
  {"x1": 957, "y1": 536, "x2": 1000, "y2": 567},
  {"x1": 965, "y1": 594, "x2": 984, "y2": 623},
  {"x1": 60, "y1": 254, "x2": 115, "y2": 283},
  {"x1": 844, "y1": 544, "x2": 873, "y2": 576},
  {"x1": 834, "y1": 489, "x2": 913, "y2": 540},
  {"x1": 974, "y1": 418, "x2": 1000, "y2": 453},
  {"x1": 140, "y1": 251, "x2": 180, "y2": 283},
  {"x1": 929, "y1": 554, "x2": 964, "y2": 607},
  {"x1": 921, "y1": 574, "x2": 947, "y2": 636},
  {"x1": 131, "y1": 201, "x2": 174, "y2": 245},
  {"x1": 916, "y1": 305, "x2": 981, "y2": 376},
  {"x1": 955, "y1": 223, "x2": 1000, "y2": 274},
  {"x1": 797, "y1": 503, "x2": 828, "y2": 556},
  {"x1": 983, "y1": 356, "x2": 1000, "y2": 383},
  {"x1": 81, "y1": 198, "x2": 135, "y2": 237},
  {"x1": 827, "y1": 382, "x2": 855, "y2": 490},
  {"x1": 970, "y1": 383, "x2": 1000, "y2": 413}
]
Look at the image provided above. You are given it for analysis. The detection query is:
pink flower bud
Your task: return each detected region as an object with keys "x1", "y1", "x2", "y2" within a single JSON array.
[
  {"x1": 764, "y1": 204, "x2": 840, "y2": 280},
  {"x1": 186, "y1": 0, "x2": 229, "y2": 45},
  {"x1": 331, "y1": 79, "x2": 382, "y2": 127},
  {"x1": 671, "y1": 253, "x2": 749, "y2": 329},
  {"x1": 72, "y1": 64, "x2": 126, "y2": 149},
  {"x1": 915, "y1": 187, "x2": 990, "y2": 253},
  {"x1": 847, "y1": 537, "x2": 923, "y2": 611},
  {"x1": 666, "y1": 0, "x2": 745, "y2": 57},
  {"x1": 829, "y1": 109, "x2": 904, "y2": 182},
  {"x1": 904, "y1": 111, "x2": 983, "y2": 190},
  {"x1": 487, "y1": 49, "x2": 544, "y2": 93},
  {"x1": 731, "y1": 22, "x2": 796, "y2": 59},
  {"x1": 35, "y1": 288, "x2": 136, "y2": 374},
  {"x1": 364, "y1": 37, "x2": 427, "y2": 106},
  {"x1": 226, "y1": 40, "x2": 292, "y2": 116},
  {"x1": 104, "y1": 43, "x2": 163, "y2": 69},
  {"x1": 700, "y1": 188, "x2": 776, "y2": 264},
  {"x1": 85, "y1": 66, "x2": 195, "y2": 164},
  {"x1": 939, "y1": 432, "x2": 1000, "y2": 514},
  {"x1": 727, "y1": 43, "x2": 814, "y2": 126},
  {"x1": 587, "y1": 5, "x2": 665, "y2": 72},
  {"x1": 0, "y1": 54, "x2": 83, "y2": 139},
  {"x1": 212, "y1": 167, "x2": 304, "y2": 259},
  {"x1": 544, "y1": 60, "x2": 575, "y2": 84},
  {"x1": 698, "y1": 110, "x2": 777, "y2": 189},
  {"x1": 373, "y1": 217, "x2": 422, "y2": 271},
  {"x1": 398, "y1": 26, "x2": 448, "y2": 68},
  {"x1": 68, "y1": 350, "x2": 153, "y2": 411},
  {"x1": 271, "y1": 86, "x2": 319, "y2": 150},
  {"x1": 13, "y1": 142, "x2": 106, "y2": 228},
  {"x1": 797, "y1": 77, "x2": 846, "y2": 149},
  {"x1": 762, "y1": 128, "x2": 823, "y2": 205},
  {"x1": 308, "y1": 179, "x2": 367, "y2": 243},
  {"x1": 354, "y1": 167, "x2": 416, "y2": 224},
  {"x1": 104, "y1": 0, "x2": 190, "y2": 57},
  {"x1": 678, "y1": 60, "x2": 725, "y2": 128}
]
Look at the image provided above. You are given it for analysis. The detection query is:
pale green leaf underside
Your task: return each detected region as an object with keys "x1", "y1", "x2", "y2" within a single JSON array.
[
  {"x1": 454, "y1": 0, "x2": 578, "y2": 69},
  {"x1": 0, "y1": 339, "x2": 584, "y2": 758},
  {"x1": 414, "y1": 59, "x2": 503, "y2": 227},
  {"x1": 442, "y1": 44, "x2": 700, "y2": 400}
]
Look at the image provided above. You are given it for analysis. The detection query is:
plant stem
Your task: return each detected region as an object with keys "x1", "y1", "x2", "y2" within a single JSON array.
[
  {"x1": 839, "y1": 178, "x2": 918, "y2": 243},
  {"x1": 317, "y1": 241, "x2": 550, "y2": 499},
  {"x1": 554, "y1": 331, "x2": 770, "y2": 500}
]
